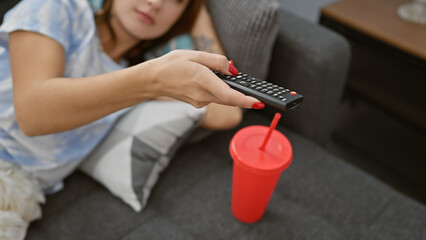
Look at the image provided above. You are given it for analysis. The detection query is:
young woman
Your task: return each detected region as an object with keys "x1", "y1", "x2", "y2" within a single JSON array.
[{"x1": 0, "y1": 0, "x2": 262, "y2": 239}]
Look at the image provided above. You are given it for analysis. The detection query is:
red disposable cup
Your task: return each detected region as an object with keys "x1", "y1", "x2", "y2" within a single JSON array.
[{"x1": 229, "y1": 125, "x2": 293, "y2": 223}]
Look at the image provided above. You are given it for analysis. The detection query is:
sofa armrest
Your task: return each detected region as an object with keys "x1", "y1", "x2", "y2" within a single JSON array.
[{"x1": 266, "y1": 8, "x2": 351, "y2": 145}]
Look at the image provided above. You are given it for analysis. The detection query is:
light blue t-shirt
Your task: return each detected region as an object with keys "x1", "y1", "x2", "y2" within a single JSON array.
[{"x1": 0, "y1": 0, "x2": 129, "y2": 191}]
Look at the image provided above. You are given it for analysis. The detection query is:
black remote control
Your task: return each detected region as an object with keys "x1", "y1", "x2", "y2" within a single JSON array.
[{"x1": 213, "y1": 71, "x2": 303, "y2": 111}]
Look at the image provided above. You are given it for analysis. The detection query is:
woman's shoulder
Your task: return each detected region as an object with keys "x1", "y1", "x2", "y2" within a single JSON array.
[
  {"x1": 5, "y1": 0, "x2": 92, "y2": 16},
  {"x1": 2, "y1": 0, "x2": 95, "y2": 30},
  {"x1": 1, "y1": 0, "x2": 96, "y2": 55}
]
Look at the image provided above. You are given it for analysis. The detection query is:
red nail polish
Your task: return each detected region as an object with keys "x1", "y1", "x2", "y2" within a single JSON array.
[
  {"x1": 229, "y1": 60, "x2": 239, "y2": 76},
  {"x1": 252, "y1": 102, "x2": 265, "y2": 109}
]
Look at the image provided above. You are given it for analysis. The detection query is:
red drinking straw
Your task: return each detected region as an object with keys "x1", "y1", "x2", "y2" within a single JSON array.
[{"x1": 259, "y1": 113, "x2": 282, "y2": 150}]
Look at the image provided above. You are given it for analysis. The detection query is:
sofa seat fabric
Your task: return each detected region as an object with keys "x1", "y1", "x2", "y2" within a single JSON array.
[{"x1": 26, "y1": 110, "x2": 426, "y2": 240}]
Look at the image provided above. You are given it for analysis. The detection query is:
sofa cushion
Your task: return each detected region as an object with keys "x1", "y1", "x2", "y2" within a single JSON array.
[{"x1": 27, "y1": 110, "x2": 426, "y2": 240}]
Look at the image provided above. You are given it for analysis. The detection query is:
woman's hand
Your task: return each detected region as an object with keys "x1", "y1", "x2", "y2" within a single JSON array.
[{"x1": 145, "y1": 50, "x2": 260, "y2": 109}]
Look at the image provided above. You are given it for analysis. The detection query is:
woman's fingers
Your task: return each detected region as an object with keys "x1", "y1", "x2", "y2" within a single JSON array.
[
  {"x1": 153, "y1": 50, "x2": 262, "y2": 109},
  {"x1": 215, "y1": 87, "x2": 260, "y2": 109},
  {"x1": 202, "y1": 69, "x2": 260, "y2": 108},
  {"x1": 185, "y1": 50, "x2": 234, "y2": 75},
  {"x1": 187, "y1": 51, "x2": 262, "y2": 108}
]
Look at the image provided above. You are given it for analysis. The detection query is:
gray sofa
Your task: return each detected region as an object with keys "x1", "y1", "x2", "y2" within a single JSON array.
[
  {"x1": 1, "y1": 2, "x2": 425, "y2": 239},
  {"x1": 26, "y1": 8, "x2": 426, "y2": 240}
]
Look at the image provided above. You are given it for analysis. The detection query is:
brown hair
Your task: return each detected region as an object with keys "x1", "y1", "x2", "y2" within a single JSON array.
[{"x1": 95, "y1": 0, "x2": 204, "y2": 66}]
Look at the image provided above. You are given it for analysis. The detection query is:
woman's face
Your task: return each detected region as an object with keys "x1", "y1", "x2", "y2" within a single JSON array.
[{"x1": 111, "y1": 0, "x2": 190, "y2": 40}]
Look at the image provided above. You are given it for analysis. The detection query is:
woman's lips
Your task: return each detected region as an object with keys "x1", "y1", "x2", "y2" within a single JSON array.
[{"x1": 136, "y1": 10, "x2": 155, "y2": 25}]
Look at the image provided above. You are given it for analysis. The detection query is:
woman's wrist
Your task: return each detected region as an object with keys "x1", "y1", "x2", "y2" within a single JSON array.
[{"x1": 124, "y1": 60, "x2": 163, "y2": 101}]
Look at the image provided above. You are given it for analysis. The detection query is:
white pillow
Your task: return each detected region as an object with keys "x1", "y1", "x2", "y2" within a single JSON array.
[{"x1": 79, "y1": 100, "x2": 205, "y2": 211}]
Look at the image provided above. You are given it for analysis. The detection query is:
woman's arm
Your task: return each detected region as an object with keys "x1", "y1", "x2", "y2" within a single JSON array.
[
  {"x1": 190, "y1": 4, "x2": 225, "y2": 55},
  {"x1": 10, "y1": 31, "x2": 155, "y2": 136},
  {"x1": 10, "y1": 31, "x2": 257, "y2": 136}
]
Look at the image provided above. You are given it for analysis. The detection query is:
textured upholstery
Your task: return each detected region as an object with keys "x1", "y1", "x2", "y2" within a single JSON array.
[
  {"x1": 267, "y1": 8, "x2": 350, "y2": 145},
  {"x1": 1, "y1": 0, "x2": 425, "y2": 239},
  {"x1": 206, "y1": 0, "x2": 280, "y2": 79},
  {"x1": 27, "y1": 111, "x2": 426, "y2": 240}
]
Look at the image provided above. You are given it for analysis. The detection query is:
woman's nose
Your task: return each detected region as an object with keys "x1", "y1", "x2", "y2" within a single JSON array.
[{"x1": 146, "y1": 0, "x2": 163, "y2": 9}]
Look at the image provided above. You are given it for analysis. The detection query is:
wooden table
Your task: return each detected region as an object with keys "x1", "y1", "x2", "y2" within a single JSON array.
[{"x1": 320, "y1": 0, "x2": 426, "y2": 131}]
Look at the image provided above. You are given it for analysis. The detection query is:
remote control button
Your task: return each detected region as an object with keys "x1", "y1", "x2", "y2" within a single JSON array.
[
  {"x1": 212, "y1": 69, "x2": 302, "y2": 111},
  {"x1": 236, "y1": 80, "x2": 250, "y2": 86}
]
